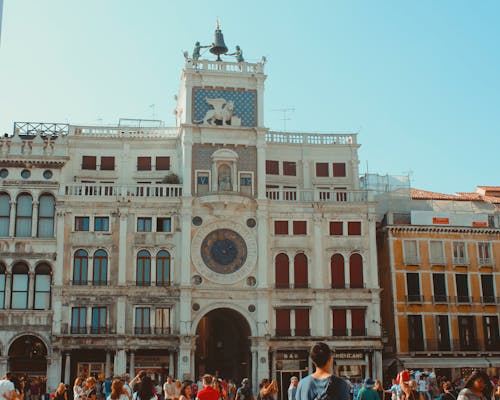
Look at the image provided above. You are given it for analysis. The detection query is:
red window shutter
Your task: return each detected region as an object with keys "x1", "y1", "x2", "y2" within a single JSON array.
[
  {"x1": 329, "y1": 221, "x2": 343, "y2": 236},
  {"x1": 348, "y1": 221, "x2": 361, "y2": 235},
  {"x1": 266, "y1": 160, "x2": 279, "y2": 175},
  {"x1": 137, "y1": 157, "x2": 152, "y2": 171},
  {"x1": 332, "y1": 163, "x2": 346, "y2": 177},
  {"x1": 316, "y1": 163, "x2": 329, "y2": 177},
  {"x1": 275, "y1": 253, "x2": 289, "y2": 288},
  {"x1": 349, "y1": 253, "x2": 363, "y2": 288},
  {"x1": 100, "y1": 156, "x2": 115, "y2": 171},
  {"x1": 295, "y1": 309, "x2": 310, "y2": 336},
  {"x1": 294, "y1": 253, "x2": 308, "y2": 288},
  {"x1": 293, "y1": 221, "x2": 307, "y2": 235},
  {"x1": 351, "y1": 309, "x2": 366, "y2": 336},
  {"x1": 82, "y1": 156, "x2": 96, "y2": 170},
  {"x1": 283, "y1": 161, "x2": 297, "y2": 176},
  {"x1": 332, "y1": 309, "x2": 347, "y2": 336},
  {"x1": 276, "y1": 309, "x2": 291, "y2": 336},
  {"x1": 331, "y1": 254, "x2": 345, "y2": 289},
  {"x1": 156, "y1": 156, "x2": 170, "y2": 170},
  {"x1": 274, "y1": 220, "x2": 288, "y2": 235}
]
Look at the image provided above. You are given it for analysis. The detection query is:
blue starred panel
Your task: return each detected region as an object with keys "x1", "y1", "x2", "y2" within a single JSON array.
[{"x1": 193, "y1": 88, "x2": 257, "y2": 127}]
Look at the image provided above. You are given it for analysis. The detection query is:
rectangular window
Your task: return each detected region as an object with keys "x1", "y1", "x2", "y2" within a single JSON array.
[
  {"x1": 315, "y1": 162, "x2": 329, "y2": 177},
  {"x1": 34, "y1": 273, "x2": 51, "y2": 310},
  {"x1": 82, "y1": 156, "x2": 96, "y2": 170},
  {"x1": 429, "y1": 241, "x2": 445, "y2": 264},
  {"x1": 75, "y1": 217, "x2": 90, "y2": 231},
  {"x1": 94, "y1": 217, "x2": 109, "y2": 232},
  {"x1": 329, "y1": 221, "x2": 343, "y2": 236},
  {"x1": 293, "y1": 221, "x2": 307, "y2": 235},
  {"x1": 135, "y1": 307, "x2": 151, "y2": 334},
  {"x1": 0, "y1": 273, "x2": 5, "y2": 309},
  {"x1": 406, "y1": 273, "x2": 421, "y2": 302},
  {"x1": 91, "y1": 307, "x2": 107, "y2": 334},
  {"x1": 157, "y1": 217, "x2": 171, "y2": 233},
  {"x1": 266, "y1": 160, "x2": 279, "y2": 175},
  {"x1": 294, "y1": 309, "x2": 310, "y2": 336},
  {"x1": 478, "y1": 242, "x2": 492, "y2": 265},
  {"x1": 453, "y1": 242, "x2": 468, "y2": 265},
  {"x1": 71, "y1": 307, "x2": 87, "y2": 334},
  {"x1": 11, "y1": 273, "x2": 28, "y2": 309},
  {"x1": 332, "y1": 309, "x2": 347, "y2": 336},
  {"x1": 239, "y1": 173, "x2": 253, "y2": 196},
  {"x1": 403, "y1": 240, "x2": 419, "y2": 265},
  {"x1": 155, "y1": 307, "x2": 171, "y2": 334},
  {"x1": 481, "y1": 275, "x2": 495, "y2": 303},
  {"x1": 100, "y1": 156, "x2": 115, "y2": 171},
  {"x1": 455, "y1": 274, "x2": 470, "y2": 303},
  {"x1": 483, "y1": 316, "x2": 499, "y2": 350},
  {"x1": 156, "y1": 156, "x2": 170, "y2": 170},
  {"x1": 347, "y1": 222, "x2": 361, "y2": 235},
  {"x1": 275, "y1": 309, "x2": 291, "y2": 336},
  {"x1": 351, "y1": 309, "x2": 366, "y2": 336},
  {"x1": 274, "y1": 220, "x2": 289, "y2": 235},
  {"x1": 436, "y1": 315, "x2": 451, "y2": 351},
  {"x1": 0, "y1": 195, "x2": 9, "y2": 237},
  {"x1": 196, "y1": 171, "x2": 210, "y2": 194},
  {"x1": 283, "y1": 161, "x2": 297, "y2": 176},
  {"x1": 137, "y1": 217, "x2": 152, "y2": 232},
  {"x1": 408, "y1": 315, "x2": 424, "y2": 351},
  {"x1": 137, "y1": 157, "x2": 152, "y2": 171},
  {"x1": 458, "y1": 316, "x2": 477, "y2": 350},
  {"x1": 432, "y1": 273, "x2": 447, "y2": 302},
  {"x1": 332, "y1": 163, "x2": 346, "y2": 177}
]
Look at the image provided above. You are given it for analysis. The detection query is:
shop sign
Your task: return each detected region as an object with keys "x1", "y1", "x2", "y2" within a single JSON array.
[
  {"x1": 334, "y1": 351, "x2": 364, "y2": 360},
  {"x1": 135, "y1": 356, "x2": 169, "y2": 366},
  {"x1": 277, "y1": 351, "x2": 308, "y2": 361}
]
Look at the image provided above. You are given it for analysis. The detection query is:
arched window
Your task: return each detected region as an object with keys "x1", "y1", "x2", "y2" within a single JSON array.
[
  {"x1": 294, "y1": 253, "x2": 308, "y2": 288},
  {"x1": 11, "y1": 262, "x2": 29, "y2": 309},
  {"x1": 331, "y1": 254, "x2": 345, "y2": 289},
  {"x1": 15, "y1": 194, "x2": 33, "y2": 237},
  {"x1": 73, "y1": 250, "x2": 88, "y2": 285},
  {"x1": 93, "y1": 250, "x2": 108, "y2": 286},
  {"x1": 156, "y1": 250, "x2": 170, "y2": 286},
  {"x1": 0, "y1": 263, "x2": 6, "y2": 309},
  {"x1": 34, "y1": 264, "x2": 51, "y2": 310},
  {"x1": 0, "y1": 193, "x2": 10, "y2": 237},
  {"x1": 136, "y1": 250, "x2": 151, "y2": 286},
  {"x1": 37, "y1": 195, "x2": 55, "y2": 237},
  {"x1": 349, "y1": 253, "x2": 364, "y2": 288},
  {"x1": 275, "y1": 253, "x2": 289, "y2": 289}
]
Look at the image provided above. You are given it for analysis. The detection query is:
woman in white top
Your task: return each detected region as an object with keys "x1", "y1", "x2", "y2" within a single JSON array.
[{"x1": 73, "y1": 378, "x2": 84, "y2": 400}]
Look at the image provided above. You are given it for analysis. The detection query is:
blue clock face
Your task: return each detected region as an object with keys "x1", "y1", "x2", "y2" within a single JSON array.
[{"x1": 201, "y1": 229, "x2": 248, "y2": 274}]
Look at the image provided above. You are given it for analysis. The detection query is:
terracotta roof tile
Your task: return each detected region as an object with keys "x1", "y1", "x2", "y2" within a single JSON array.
[{"x1": 410, "y1": 188, "x2": 461, "y2": 200}]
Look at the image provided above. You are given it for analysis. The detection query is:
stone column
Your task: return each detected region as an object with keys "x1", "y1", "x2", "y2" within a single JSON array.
[
  {"x1": 118, "y1": 212, "x2": 128, "y2": 285},
  {"x1": 27, "y1": 271, "x2": 35, "y2": 309},
  {"x1": 251, "y1": 350, "x2": 258, "y2": 389},
  {"x1": 54, "y1": 211, "x2": 66, "y2": 286},
  {"x1": 31, "y1": 201, "x2": 39, "y2": 237},
  {"x1": 105, "y1": 351, "x2": 111, "y2": 378},
  {"x1": 367, "y1": 213, "x2": 378, "y2": 289},
  {"x1": 344, "y1": 254, "x2": 350, "y2": 288},
  {"x1": 64, "y1": 352, "x2": 71, "y2": 385},
  {"x1": 256, "y1": 141, "x2": 266, "y2": 200},
  {"x1": 116, "y1": 297, "x2": 126, "y2": 334},
  {"x1": 257, "y1": 346, "x2": 269, "y2": 384},
  {"x1": 302, "y1": 160, "x2": 311, "y2": 189},
  {"x1": 169, "y1": 352, "x2": 175, "y2": 377},
  {"x1": 47, "y1": 351, "x2": 62, "y2": 391},
  {"x1": 179, "y1": 206, "x2": 192, "y2": 286},
  {"x1": 129, "y1": 351, "x2": 135, "y2": 375},
  {"x1": 256, "y1": 204, "x2": 268, "y2": 287},
  {"x1": 0, "y1": 356, "x2": 8, "y2": 379},
  {"x1": 9, "y1": 201, "x2": 16, "y2": 237},
  {"x1": 346, "y1": 309, "x2": 352, "y2": 336},
  {"x1": 114, "y1": 350, "x2": 127, "y2": 375},
  {"x1": 373, "y1": 350, "x2": 383, "y2": 381},
  {"x1": 4, "y1": 273, "x2": 11, "y2": 309},
  {"x1": 178, "y1": 340, "x2": 191, "y2": 380},
  {"x1": 181, "y1": 133, "x2": 192, "y2": 196},
  {"x1": 288, "y1": 253, "x2": 294, "y2": 288}
]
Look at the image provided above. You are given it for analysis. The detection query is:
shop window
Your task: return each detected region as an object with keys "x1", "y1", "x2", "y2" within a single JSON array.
[
  {"x1": 283, "y1": 161, "x2": 296, "y2": 176},
  {"x1": 275, "y1": 309, "x2": 291, "y2": 336},
  {"x1": 275, "y1": 253, "x2": 289, "y2": 289},
  {"x1": 157, "y1": 217, "x2": 171, "y2": 232},
  {"x1": 294, "y1": 253, "x2": 308, "y2": 288},
  {"x1": 295, "y1": 309, "x2": 310, "y2": 336},
  {"x1": 156, "y1": 250, "x2": 171, "y2": 286},
  {"x1": 266, "y1": 160, "x2": 279, "y2": 175},
  {"x1": 11, "y1": 263, "x2": 29, "y2": 309},
  {"x1": 15, "y1": 193, "x2": 33, "y2": 237},
  {"x1": 100, "y1": 156, "x2": 115, "y2": 171},
  {"x1": 351, "y1": 309, "x2": 366, "y2": 336},
  {"x1": 293, "y1": 221, "x2": 307, "y2": 235},
  {"x1": 82, "y1": 156, "x2": 96, "y2": 170},
  {"x1": 91, "y1": 307, "x2": 107, "y2": 334},
  {"x1": 349, "y1": 253, "x2": 363, "y2": 288},
  {"x1": 94, "y1": 217, "x2": 109, "y2": 232},
  {"x1": 137, "y1": 217, "x2": 152, "y2": 232},
  {"x1": 315, "y1": 163, "x2": 329, "y2": 177},
  {"x1": 156, "y1": 156, "x2": 170, "y2": 171},
  {"x1": 93, "y1": 250, "x2": 108, "y2": 285},
  {"x1": 331, "y1": 254, "x2": 345, "y2": 289},
  {"x1": 332, "y1": 309, "x2": 347, "y2": 336},
  {"x1": 137, "y1": 157, "x2": 152, "y2": 171},
  {"x1": 34, "y1": 264, "x2": 51, "y2": 310},
  {"x1": 71, "y1": 307, "x2": 87, "y2": 333},
  {"x1": 332, "y1": 163, "x2": 346, "y2": 177},
  {"x1": 75, "y1": 217, "x2": 89, "y2": 231},
  {"x1": 136, "y1": 250, "x2": 151, "y2": 286},
  {"x1": 135, "y1": 307, "x2": 151, "y2": 334},
  {"x1": 37, "y1": 194, "x2": 55, "y2": 237},
  {"x1": 347, "y1": 222, "x2": 361, "y2": 235},
  {"x1": 0, "y1": 193, "x2": 10, "y2": 237},
  {"x1": 73, "y1": 250, "x2": 88, "y2": 285},
  {"x1": 274, "y1": 220, "x2": 288, "y2": 235},
  {"x1": 329, "y1": 221, "x2": 343, "y2": 236}
]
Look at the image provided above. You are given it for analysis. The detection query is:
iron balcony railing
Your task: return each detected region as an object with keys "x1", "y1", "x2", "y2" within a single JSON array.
[
  {"x1": 409, "y1": 339, "x2": 482, "y2": 353},
  {"x1": 432, "y1": 295, "x2": 450, "y2": 304},
  {"x1": 266, "y1": 189, "x2": 371, "y2": 203},
  {"x1": 70, "y1": 326, "x2": 112, "y2": 334},
  {"x1": 406, "y1": 294, "x2": 424, "y2": 303},
  {"x1": 63, "y1": 183, "x2": 182, "y2": 199},
  {"x1": 331, "y1": 328, "x2": 368, "y2": 337},
  {"x1": 455, "y1": 295, "x2": 472, "y2": 304},
  {"x1": 452, "y1": 257, "x2": 469, "y2": 266},
  {"x1": 69, "y1": 280, "x2": 109, "y2": 286}
]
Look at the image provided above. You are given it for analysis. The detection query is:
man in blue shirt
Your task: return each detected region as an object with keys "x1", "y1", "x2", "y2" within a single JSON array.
[{"x1": 296, "y1": 343, "x2": 349, "y2": 400}]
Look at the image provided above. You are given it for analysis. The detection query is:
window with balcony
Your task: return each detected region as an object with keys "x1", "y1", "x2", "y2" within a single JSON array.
[
  {"x1": 478, "y1": 242, "x2": 492, "y2": 265},
  {"x1": 275, "y1": 253, "x2": 289, "y2": 289},
  {"x1": 481, "y1": 275, "x2": 495, "y2": 304},
  {"x1": 294, "y1": 253, "x2": 308, "y2": 288},
  {"x1": 429, "y1": 241, "x2": 445, "y2": 264},
  {"x1": 351, "y1": 309, "x2": 366, "y2": 336},
  {"x1": 15, "y1": 193, "x2": 32, "y2": 237},
  {"x1": 135, "y1": 307, "x2": 151, "y2": 334},
  {"x1": 483, "y1": 316, "x2": 499, "y2": 351},
  {"x1": 329, "y1": 221, "x2": 343, "y2": 236},
  {"x1": 432, "y1": 273, "x2": 447, "y2": 303},
  {"x1": 408, "y1": 315, "x2": 424, "y2": 351},
  {"x1": 91, "y1": 307, "x2": 107, "y2": 334},
  {"x1": 157, "y1": 217, "x2": 171, "y2": 233},
  {"x1": 0, "y1": 193, "x2": 10, "y2": 237},
  {"x1": 0, "y1": 264, "x2": 6, "y2": 309},
  {"x1": 156, "y1": 156, "x2": 170, "y2": 171},
  {"x1": 156, "y1": 250, "x2": 171, "y2": 286},
  {"x1": 266, "y1": 160, "x2": 279, "y2": 175},
  {"x1": 315, "y1": 163, "x2": 329, "y2": 177},
  {"x1": 283, "y1": 186, "x2": 297, "y2": 201},
  {"x1": 406, "y1": 272, "x2": 422, "y2": 302},
  {"x1": 34, "y1": 264, "x2": 51, "y2": 310},
  {"x1": 293, "y1": 221, "x2": 307, "y2": 235},
  {"x1": 458, "y1": 316, "x2": 477, "y2": 351},
  {"x1": 100, "y1": 156, "x2": 115, "y2": 171},
  {"x1": 332, "y1": 309, "x2": 347, "y2": 336},
  {"x1": 455, "y1": 274, "x2": 470, "y2": 303},
  {"x1": 136, "y1": 250, "x2": 151, "y2": 286},
  {"x1": 75, "y1": 217, "x2": 90, "y2": 231},
  {"x1": 274, "y1": 220, "x2": 288, "y2": 235},
  {"x1": 11, "y1": 263, "x2": 29, "y2": 309},
  {"x1": 347, "y1": 222, "x2": 361, "y2": 235},
  {"x1": 137, "y1": 217, "x2": 152, "y2": 232},
  {"x1": 295, "y1": 309, "x2": 310, "y2": 336},
  {"x1": 331, "y1": 254, "x2": 345, "y2": 289},
  {"x1": 155, "y1": 307, "x2": 171, "y2": 334},
  {"x1": 82, "y1": 156, "x2": 96, "y2": 170},
  {"x1": 137, "y1": 157, "x2": 152, "y2": 171},
  {"x1": 349, "y1": 253, "x2": 363, "y2": 288},
  {"x1": 71, "y1": 307, "x2": 87, "y2": 333},
  {"x1": 37, "y1": 194, "x2": 55, "y2": 237},
  {"x1": 452, "y1": 242, "x2": 468, "y2": 265},
  {"x1": 436, "y1": 315, "x2": 451, "y2": 351},
  {"x1": 94, "y1": 217, "x2": 109, "y2": 232},
  {"x1": 332, "y1": 163, "x2": 346, "y2": 177},
  {"x1": 93, "y1": 250, "x2": 108, "y2": 285},
  {"x1": 275, "y1": 309, "x2": 291, "y2": 336},
  {"x1": 403, "y1": 240, "x2": 419, "y2": 265},
  {"x1": 283, "y1": 161, "x2": 296, "y2": 176},
  {"x1": 73, "y1": 250, "x2": 88, "y2": 285}
]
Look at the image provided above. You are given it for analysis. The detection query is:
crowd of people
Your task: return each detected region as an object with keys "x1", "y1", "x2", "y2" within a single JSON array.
[{"x1": 1, "y1": 344, "x2": 500, "y2": 400}]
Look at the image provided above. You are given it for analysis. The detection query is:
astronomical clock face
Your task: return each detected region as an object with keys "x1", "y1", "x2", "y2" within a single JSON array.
[{"x1": 201, "y1": 229, "x2": 247, "y2": 274}]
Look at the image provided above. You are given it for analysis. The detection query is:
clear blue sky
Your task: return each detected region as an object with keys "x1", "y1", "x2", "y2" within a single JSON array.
[{"x1": 1, "y1": 0, "x2": 498, "y2": 194}]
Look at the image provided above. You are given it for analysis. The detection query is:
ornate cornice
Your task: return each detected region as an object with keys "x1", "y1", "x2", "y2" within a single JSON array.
[{"x1": 383, "y1": 224, "x2": 500, "y2": 235}]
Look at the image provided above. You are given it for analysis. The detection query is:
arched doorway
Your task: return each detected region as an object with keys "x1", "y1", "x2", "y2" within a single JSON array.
[
  {"x1": 195, "y1": 308, "x2": 251, "y2": 381},
  {"x1": 8, "y1": 335, "x2": 47, "y2": 377}
]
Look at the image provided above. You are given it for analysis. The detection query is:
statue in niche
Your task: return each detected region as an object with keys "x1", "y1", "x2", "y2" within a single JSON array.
[{"x1": 218, "y1": 165, "x2": 232, "y2": 191}]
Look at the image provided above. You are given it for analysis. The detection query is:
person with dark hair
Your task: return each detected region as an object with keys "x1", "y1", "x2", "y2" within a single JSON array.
[
  {"x1": 179, "y1": 383, "x2": 192, "y2": 400},
  {"x1": 296, "y1": 342, "x2": 349, "y2": 400},
  {"x1": 458, "y1": 371, "x2": 492, "y2": 400},
  {"x1": 235, "y1": 379, "x2": 254, "y2": 400},
  {"x1": 441, "y1": 382, "x2": 457, "y2": 400},
  {"x1": 135, "y1": 376, "x2": 156, "y2": 400}
]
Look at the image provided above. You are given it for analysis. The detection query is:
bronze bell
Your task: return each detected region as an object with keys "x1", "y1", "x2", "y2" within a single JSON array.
[{"x1": 210, "y1": 21, "x2": 228, "y2": 61}]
